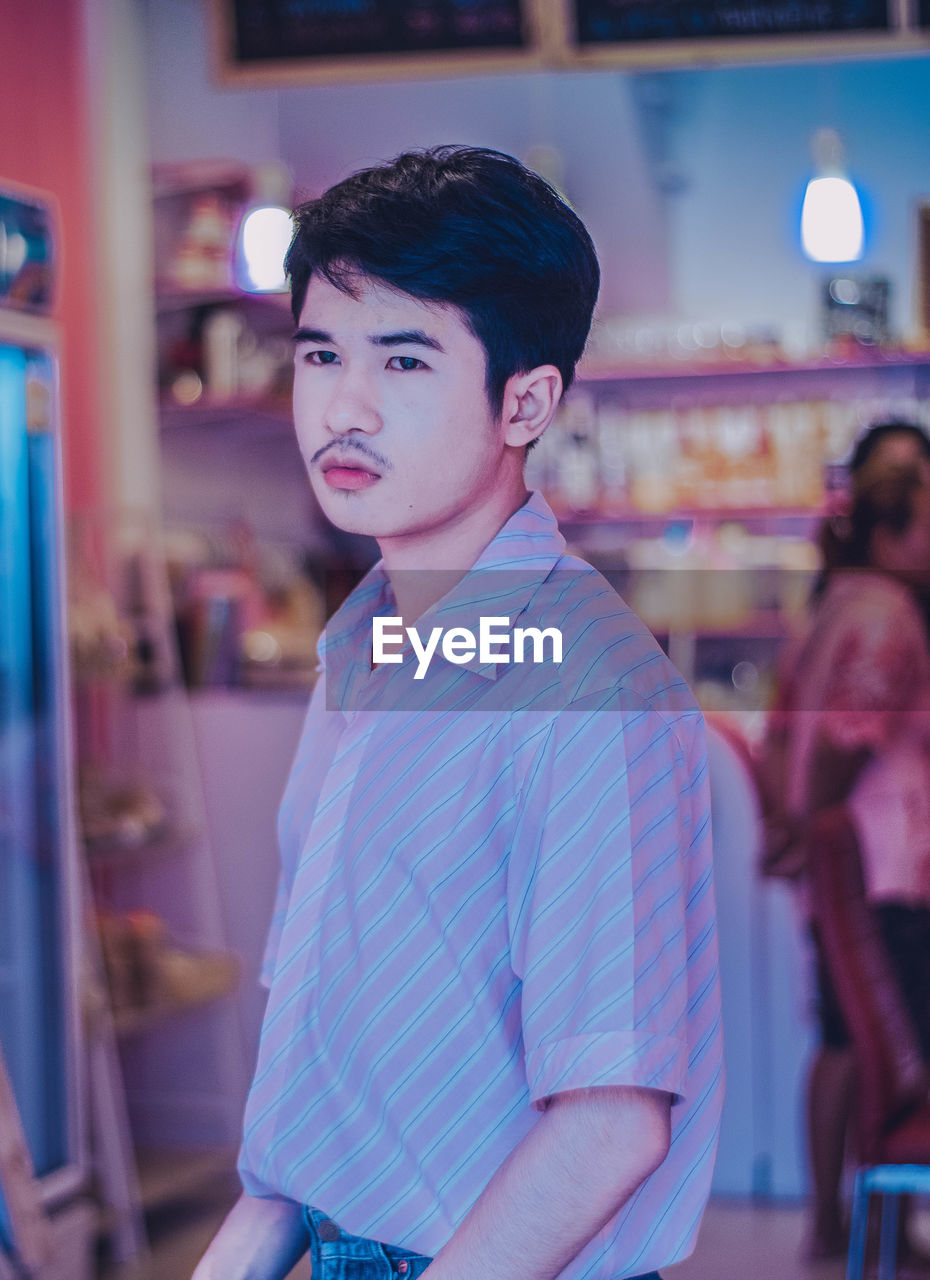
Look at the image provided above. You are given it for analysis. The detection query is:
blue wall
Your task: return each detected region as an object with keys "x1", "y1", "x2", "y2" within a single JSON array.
[{"x1": 663, "y1": 58, "x2": 930, "y2": 349}]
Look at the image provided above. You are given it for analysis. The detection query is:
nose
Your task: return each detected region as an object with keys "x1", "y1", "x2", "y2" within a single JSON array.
[{"x1": 324, "y1": 366, "x2": 382, "y2": 437}]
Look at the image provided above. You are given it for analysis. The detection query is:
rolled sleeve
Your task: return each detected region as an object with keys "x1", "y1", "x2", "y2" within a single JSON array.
[
  {"x1": 525, "y1": 1029, "x2": 688, "y2": 1107},
  {"x1": 509, "y1": 688, "x2": 701, "y2": 1110}
]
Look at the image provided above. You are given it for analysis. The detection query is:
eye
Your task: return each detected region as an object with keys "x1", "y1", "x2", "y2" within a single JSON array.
[
  {"x1": 302, "y1": 349, "x2": 340, "y2": 365},
  {"x1": 387, "y1": 355, "x2": 426, "y2": 372}
]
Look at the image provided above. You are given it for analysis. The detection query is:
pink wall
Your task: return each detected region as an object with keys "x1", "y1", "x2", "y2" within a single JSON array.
[{"x1": 1, "y1": 0, "x2": 104, "y2": 513}]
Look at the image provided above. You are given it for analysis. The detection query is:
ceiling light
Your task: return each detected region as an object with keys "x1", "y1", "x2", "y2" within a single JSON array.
[
  {"x1": 801, "y1": 129, "x2": 864, "y2": 265},
  {"x1": 236, "y1": 205, "x2": 292, "y2": 293},
  {"x1": 234, "y1": 163, "x2": 293, "y2": 293}
]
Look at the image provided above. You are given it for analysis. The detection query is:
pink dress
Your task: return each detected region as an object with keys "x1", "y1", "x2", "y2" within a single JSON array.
[{"x1": 779, "y1": 569, "x2": 930, "y2": 908}]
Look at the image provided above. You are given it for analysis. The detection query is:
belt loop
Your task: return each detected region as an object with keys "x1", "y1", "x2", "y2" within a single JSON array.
[{"x1": 305, "y1": 1205, "x2": 343, "y2": 1244}]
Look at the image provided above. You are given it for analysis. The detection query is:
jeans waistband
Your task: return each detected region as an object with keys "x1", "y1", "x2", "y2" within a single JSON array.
[
  {"x1": 304, "y1": 1206, "x2": 433, "y2": 1280},
  {"x1": 305, "y1": 1206, "x2": 389, "y2": 1259},
  {"x1": 303, "y1": 1206, "x2": 661, "y2": 1280}
]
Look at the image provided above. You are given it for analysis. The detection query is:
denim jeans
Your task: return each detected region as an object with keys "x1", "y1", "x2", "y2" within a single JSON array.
[
  {"x1": 304, "y1": 1207, "x2": 433, "y2": 1280},
  {"x1": 302, "y1": 1206, "x2": 662, "y2": 1280}
]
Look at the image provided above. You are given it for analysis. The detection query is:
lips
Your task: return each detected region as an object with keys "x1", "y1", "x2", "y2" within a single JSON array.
[{"x1": 320, "y1": 457, "x2": 382, "y2": 491}]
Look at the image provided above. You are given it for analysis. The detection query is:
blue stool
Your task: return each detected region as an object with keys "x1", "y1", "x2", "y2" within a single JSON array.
[{"x1": 847, "y1": 1164, "x2": 930, "y2": 1280}]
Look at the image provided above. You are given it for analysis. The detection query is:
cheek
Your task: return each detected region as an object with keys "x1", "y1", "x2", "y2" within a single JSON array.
[
  {"x1": 292, "y1": 403, "x2": 322, "y2": 468},
  {"x1": 293, "y1": 381, "x2": 327, "y2": 443},
  {"x1": 292, "y1": 374, "x2": 315, "y2": 425}
]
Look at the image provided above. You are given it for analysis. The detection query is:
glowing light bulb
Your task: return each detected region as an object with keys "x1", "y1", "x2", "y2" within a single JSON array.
[
  {"x1": 801, "y1": 175, "x2": 864, "y2": 263},
  {"x1": 237, "y1": 205, "x2": 292, "y2": 292}
]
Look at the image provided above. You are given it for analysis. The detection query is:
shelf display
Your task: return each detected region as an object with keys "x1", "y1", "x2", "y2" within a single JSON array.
[
  {"x1": 164, "y1": 525, "x2": 325, "y2": 692},
  {"x1": 68, "y1": 510, "x2": 248, "y2": 1262},
  {"x1": 157, "y1": 293, "x2": 293, "y2": 413},
  {"x1": 532, "y1": 352, "x2": 930, "y2": 521},
  {"x1": 538, "y1": 398, "x2": 827, "y2": 514},
  {"x1": 69, "y1": 513, "x2": 242, "y2": 1014},
  {"x1": 152, "y1": 163, "x2": 252, "y2": 297},
  {"x1": 520, "y1": 348, "x2": 930, "y2": 707},
  {"x1": 153, "y1": 162, "x2": 294, "y2": 415},
  {"x1": 79, "y1": 770, "x2": 169, "y2": 853},
  {"x1": 96, "y1": 907, "x2": 239, "y2": 1038}
]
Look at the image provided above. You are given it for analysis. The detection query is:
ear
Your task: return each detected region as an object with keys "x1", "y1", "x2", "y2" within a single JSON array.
[{"x1": 500, "y1": 366, "x2": 563, "y2": 449}]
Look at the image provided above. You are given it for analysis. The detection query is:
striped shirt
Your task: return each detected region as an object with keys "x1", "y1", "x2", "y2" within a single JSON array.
[{"x1": 239, "y1": 491, "x2": 723, "y2": 1279}]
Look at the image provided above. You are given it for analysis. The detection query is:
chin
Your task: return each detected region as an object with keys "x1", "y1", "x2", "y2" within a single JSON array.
[
  {"x1": 319, "y1": 501, "x2": 415, "y2": 543},
  {"x1": 311, "y1": 482, "x2": 373, "y2": 533},
  {"x1": 319, "y1": 504, "x2": 381, "y2": 537}
]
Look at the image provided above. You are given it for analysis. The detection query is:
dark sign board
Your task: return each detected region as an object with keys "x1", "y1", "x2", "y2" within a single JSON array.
[
  {"x1": 573, "y1": 0, "x2": 889, "y2": 43},
  {"x1": 230, "y1": 0, "x2": 528, "y2": 59},
  {"x1": 920, "y1": 0, "x2": 930, "y2": 25}
]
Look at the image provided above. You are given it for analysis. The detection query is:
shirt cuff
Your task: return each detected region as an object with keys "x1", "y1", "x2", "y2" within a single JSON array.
[{"x1": 524, "y1": 1030, "x2": 688, "y2": 1110}]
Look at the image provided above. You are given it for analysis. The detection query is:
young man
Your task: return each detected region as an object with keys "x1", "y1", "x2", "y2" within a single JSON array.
[{"x1": 193, "y1": 146, "x2": 723, "y2": 1280}]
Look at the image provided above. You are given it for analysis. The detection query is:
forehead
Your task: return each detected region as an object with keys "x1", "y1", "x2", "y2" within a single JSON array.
[
  {"x1": 856, "y1": 433, "x2": 930, "y2": 494},
  {"x1": 873, "y1": 433, "x2": 927, "y2": 466},
  {"x1": 298, "y1": 271, "x2": 475, "y2": 344}
]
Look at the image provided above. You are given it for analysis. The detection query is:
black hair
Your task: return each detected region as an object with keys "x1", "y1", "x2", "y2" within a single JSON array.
[
  {"x1": 816, "y1": 419, "x2": 930, "y2": 580},
  {"x1": 820, "y1": 464, "x2": 925, "y2": 571},
  {"x1": 284, "y1": 145, "x2": 600, "y2": 415},
  {"x1": 849, "y1": 418, "x2": 930, "y2": 475}
]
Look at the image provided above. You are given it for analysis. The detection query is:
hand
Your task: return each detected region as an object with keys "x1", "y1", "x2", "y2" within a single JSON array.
[{"x1": 191, "y1": 1192, "x2": 309, "y2": 1280}]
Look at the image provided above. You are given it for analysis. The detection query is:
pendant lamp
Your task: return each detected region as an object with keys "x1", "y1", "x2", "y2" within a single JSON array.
[{"x1": 800, "y1": 129, "x2": 864, "y2": 264}]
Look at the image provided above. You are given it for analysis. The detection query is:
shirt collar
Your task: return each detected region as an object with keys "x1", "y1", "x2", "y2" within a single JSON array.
[{"x1": 319, "y1": 490, "x2": 566, "y2": 685}]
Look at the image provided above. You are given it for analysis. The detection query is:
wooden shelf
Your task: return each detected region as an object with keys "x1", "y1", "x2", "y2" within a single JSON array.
[
  {"x1": 94, "y1": 1148, "x2": 237, "y2": 1250},
  {"x1": 152, "y1": 160, "x2": 252, "y2": 201},
  {"x1": 112, "y1": 951, "x2": 239, "y2": 1039},
  {"x1": 557, "y1": 505, "x2": 822, "y2": 525},
  {"x1": 154, "y1": 287, "x2": 291, "y2": 316},
  {"x1": 158, "y1": 394, "x2": 292, "y2": 434},
  {"x1": 84, "y1": 824, "x2": 201, "y2": 872},
  {"x1": 578, "y1": 347, "x2": 930, "y2": 384},
  {"x1": 135, "y1": 1146, "x2": 238, "y2": 1212},
  {"x1": 556, "y1": 508, "x2": 824, "y2": 546}
]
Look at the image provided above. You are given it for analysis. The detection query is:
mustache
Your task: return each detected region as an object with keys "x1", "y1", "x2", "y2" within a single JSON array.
[{"x1": 311, "y1": 440, "x2": 392, "y2": 472}]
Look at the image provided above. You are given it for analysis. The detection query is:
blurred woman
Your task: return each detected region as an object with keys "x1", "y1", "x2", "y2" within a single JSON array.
[{"x1": 763, "y1": 420, "x2": 930, "y2": 1258}]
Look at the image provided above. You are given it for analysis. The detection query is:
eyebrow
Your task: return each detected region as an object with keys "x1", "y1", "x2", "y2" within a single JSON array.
[
  {"x1": 292, "y1": 327, "x2": 332, "y2": 345},
  {"x1": 292, "y1": 326, "x2": 445, "y2": 353},
  {"x1": 371, "y1": 330, "x2": 445, "y2": 353}
]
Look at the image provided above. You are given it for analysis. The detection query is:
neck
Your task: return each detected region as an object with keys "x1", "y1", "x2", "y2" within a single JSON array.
[{"x1": 378, "y1": 482, "x2": 530, "y2": 624}]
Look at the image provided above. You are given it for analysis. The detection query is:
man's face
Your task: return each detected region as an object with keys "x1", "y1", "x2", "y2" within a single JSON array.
[{"x1": 292, "y1": 272, "x2": 510, "y2": 545}]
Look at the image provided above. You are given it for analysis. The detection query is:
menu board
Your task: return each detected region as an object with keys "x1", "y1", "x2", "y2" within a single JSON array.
[
  {"x1": 572, "y1": 0, "x2": 889, "y2": 43},
  {"x1": 228, "y1": 0, "x2": 529, "y2": 60},
  {"x1": 213, "y1": 0, "x2": 916, "y2": 80}
]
